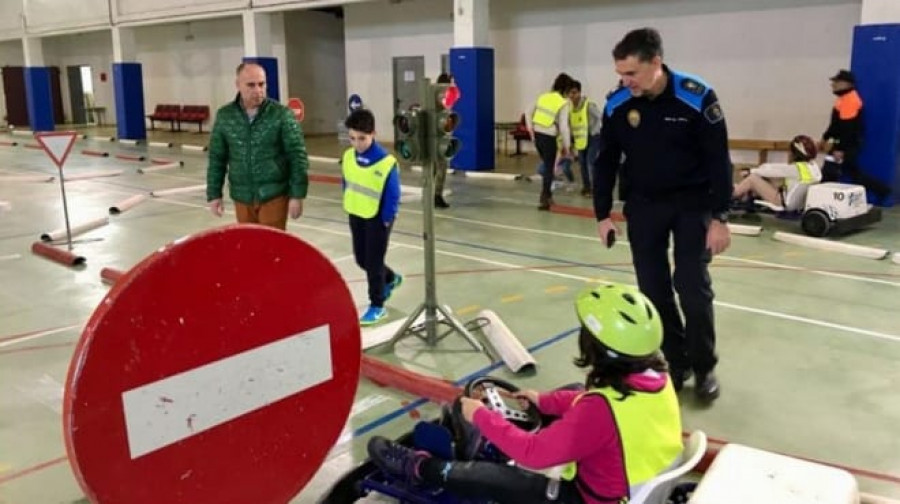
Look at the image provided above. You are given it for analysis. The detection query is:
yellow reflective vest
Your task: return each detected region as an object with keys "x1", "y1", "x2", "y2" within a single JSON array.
[
  {"x1": 532, "y1": 92, "x2": 567, "y2": 128},
  {"x1": 342, "y1": 149, "x2": 397, "y2": 219},
  {"x1": 560, "y1": 380, "x2": 682, "y2": 502},
  {"x1": 570, "y1": 99, "x2": 593, "y2": 150}
]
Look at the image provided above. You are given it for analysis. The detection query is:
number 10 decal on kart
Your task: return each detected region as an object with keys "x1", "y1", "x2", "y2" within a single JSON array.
[
  {"x1": 799, "y1": 182, "x2": 882, "y2": 237},
  {"x1": 319, "y1": 376, "x2": 552, "y2": 504}
]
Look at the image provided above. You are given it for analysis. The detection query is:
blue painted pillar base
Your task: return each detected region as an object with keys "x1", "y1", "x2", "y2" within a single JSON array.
[
  {"x1": 25, "y1": 67, "x2": 54, "y2": 132},
  {"x1": 243, "y1": 57, "x2": 279, "y2": 102},
  {"x1": 113, "y1": 62, "x2": 147, "y2": 140},
  {"x1": 449, "y1": 47, "x2": 495, "y2": 171}
]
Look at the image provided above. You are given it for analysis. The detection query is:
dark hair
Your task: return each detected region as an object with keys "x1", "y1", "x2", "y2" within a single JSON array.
[
  {"x1": 613, "y1": 28, "x2": 663, "y2": 62},
  {"x1": 571, "y1": 80, "x2": 582, "y2": 92},
  {"x1": 574, "y1": 326, "x2": 668, "y2": 400},
  {"x1": 344, "y1": 109, "x2": 375, "y2": 134},
  {"x1": 437, "y1": 72, "x2": 452, "y2": 84},
  {"x1": 552, "y1": 73, "x2": 576, "y2": 94}
]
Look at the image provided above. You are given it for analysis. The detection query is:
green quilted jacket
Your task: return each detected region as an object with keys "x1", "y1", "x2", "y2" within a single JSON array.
[{"x1": 206, "y1": 96, "x2": 309, "y2": 204}]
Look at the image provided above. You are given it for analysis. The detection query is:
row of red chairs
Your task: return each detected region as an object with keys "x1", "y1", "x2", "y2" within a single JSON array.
[{"x1": 147, "y1": 104, "x2": 211, "y2": 133}]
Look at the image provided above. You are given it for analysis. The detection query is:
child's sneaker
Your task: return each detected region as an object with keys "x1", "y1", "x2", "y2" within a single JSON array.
[
  {"x1": 367, "y1": 436, "x2": 429, "y2": 483},
  {"x1": 383, "y1": 273, "x2": 404, "y2": 301},
  {"x1": 360, "y1": 306, "x2": 387, "y2": 326}
]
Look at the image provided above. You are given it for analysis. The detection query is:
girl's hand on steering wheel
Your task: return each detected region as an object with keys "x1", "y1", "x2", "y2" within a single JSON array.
[
  {"x1": 460, "y1": 396, "x2": 485, "y2": 422},
  {"x1": 512, "y1": 390, "x2": 540, "y2": 410}
]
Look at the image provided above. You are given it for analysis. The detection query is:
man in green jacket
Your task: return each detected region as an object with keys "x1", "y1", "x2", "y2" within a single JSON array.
[{"x1": 206, "y1": 62, "x2": 309, "y2": 230}]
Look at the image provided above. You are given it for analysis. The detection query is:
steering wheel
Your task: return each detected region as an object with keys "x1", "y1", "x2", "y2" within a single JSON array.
[{"x1": 463, "y1": 376, "x2": 542, "y2": 432}]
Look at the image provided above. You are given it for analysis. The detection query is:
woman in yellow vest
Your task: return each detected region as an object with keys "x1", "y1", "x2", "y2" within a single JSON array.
[
  {"x1": 367, "y1": 283, "x2": 684, "y2": 503},
  {"x1": 342, "y1": 109, "x2": 403, "y2": 326},
  {"x1": 732, "y1": 134, "x2": 822, "y2": 212},
  {"x1": 527, "y1": 73, "x2": 577, "y2": 210}
]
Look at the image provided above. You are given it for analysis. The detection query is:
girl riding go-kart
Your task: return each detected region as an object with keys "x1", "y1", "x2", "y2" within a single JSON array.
[{"x1": 363, "y1": 283, "x2": 685, "y2": 504}]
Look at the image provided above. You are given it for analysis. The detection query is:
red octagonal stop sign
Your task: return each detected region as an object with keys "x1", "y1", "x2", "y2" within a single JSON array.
[{"x1": 63, "y1": 225, "x2": 360, "y2": 503}]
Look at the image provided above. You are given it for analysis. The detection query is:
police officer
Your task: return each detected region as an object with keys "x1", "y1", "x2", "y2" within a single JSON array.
[{"x1": 593, "y1": 28, "x2": 731, "y2": 402}]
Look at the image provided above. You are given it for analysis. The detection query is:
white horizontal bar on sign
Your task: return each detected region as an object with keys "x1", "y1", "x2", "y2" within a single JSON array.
[
  {"x1": 772, "y1": 231, "x2": 889, "y2": 260},
  {"x1": 122, "y1": 324, "x2": 333, "y2": 459},
  {"x1": 63, "y1": 170, "x2": 124, "y2": 181},
  {"x1": 150, "y1": 184, "x2": 205, "y2": 197},
  {"x1": 181, "y1": 144, "x2": 208, "y2": 152},
  {"x1": 0, "y1": 174, "x2": 54, "y2": 183},
  {"x1": 137, "y1": 162, "x2": 180, "y2": 174},
  {"x1": 728, "y1": 223, "x2": 762, "y2": 236}
]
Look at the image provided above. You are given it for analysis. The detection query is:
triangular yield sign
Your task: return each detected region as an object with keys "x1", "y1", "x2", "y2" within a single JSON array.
[{"x1": 35, "y1": 131, "x2": 79, "y2": 169}]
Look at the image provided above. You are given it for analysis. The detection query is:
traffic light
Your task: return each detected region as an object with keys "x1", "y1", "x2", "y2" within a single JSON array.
[
  {"x1": 393, "y1": 106, "x2": 424, "y2": 162},
  {"x1": 430, "y1": 84, "x2": 461, "y2": 160}
]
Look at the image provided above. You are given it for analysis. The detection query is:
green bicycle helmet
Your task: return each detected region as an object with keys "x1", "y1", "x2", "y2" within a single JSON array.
[{"x1": 575, "y1": 283, "x2": 662, "y2": 359}]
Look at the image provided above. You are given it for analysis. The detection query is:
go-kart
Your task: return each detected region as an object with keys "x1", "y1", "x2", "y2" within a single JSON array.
[{"x1": 318, "y1": 376, "x2": 546, "y2": 504}]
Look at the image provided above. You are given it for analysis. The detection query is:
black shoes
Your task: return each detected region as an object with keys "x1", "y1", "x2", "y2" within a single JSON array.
[
  {"x1": 435, "y1": 195, "x2": 450, "y2": 208},
  {"x1": 671, "y1": 368, "x2": 720, "y2": 402},
  {"x1": 694, "y1": 373, "x2": 721, "y2": 402}
]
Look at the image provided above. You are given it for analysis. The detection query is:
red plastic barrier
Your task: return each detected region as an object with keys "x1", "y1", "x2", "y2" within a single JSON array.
[
  {"x1": 99, "y1": 267, "x2": 124, "y2": 285},
  {"x1": 81, "y1": 150, "x2": 109, "y2": 157},
  {"x1": 31, "y1": 242, "x2": 86, "y2": 267},
  {"x1": 309, "y1": 173, "x2": 341, "y2": 185},
  {"x1": 360, "y1": 355, "x2": 462, "y2": 404},
  {"x1": 114, "y1": 153, "x2": 146, "y2": 162},
  {"x1": 550, "y1": 204, "x2": 625, "y2": 222},
  {"x1": 0, "y1": 141, "x2": 17, "y2": 147},
  {"x1": 150, "y1": 158, "x2": 184, "y2": 166}
]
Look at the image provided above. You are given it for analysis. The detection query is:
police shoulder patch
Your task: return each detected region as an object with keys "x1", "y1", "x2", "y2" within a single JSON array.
[
  {"x1": 703, "y1": 102, "x2": 724, "y2": 124},
  {"x1": 680, "y1": 78, "x2": 706, "y2": 96}
]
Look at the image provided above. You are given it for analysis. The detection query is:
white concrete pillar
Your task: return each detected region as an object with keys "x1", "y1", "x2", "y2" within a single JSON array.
[
  {"x1": 861, "y1": 0, "x2": 900, "y2": 24},
  {"x1": 453, "y1": 0, "x2": 490, "y2": 47},
  {"x1": 112, "y1": 26, "x2": 137, "y2": 63},
  {"x1": 22, "y1": 36, "x2": 44, "y2": 67},
  {"x1": 243, "y1": 10, "x2": 272, "y2": 56}
]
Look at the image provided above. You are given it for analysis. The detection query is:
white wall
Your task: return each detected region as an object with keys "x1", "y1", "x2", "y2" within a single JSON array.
[
  {"x1": 25, "y1": 0, "x2": 109, "y2": 35},
  {"x1": 0, "y1": 2, "x2": 24, "y2": 42},
  {"x1": 284, "y1": 9, "x2": 347, "y2": 134},
  {"x1": 345, "y1": 0, "x2": 453, "y2": 132},
  {"x1": 133, "y1": 15, "x2": 288, "y2": 126},
  {"x1": 346, "y1": 0, "x2": 861, "y2": 142},
  {"x1": 861, "y1": 0, "x2": 900, "y2": 24},
  {"x1": 42, "y1": 30, "x2": 114, "y2": 124}
]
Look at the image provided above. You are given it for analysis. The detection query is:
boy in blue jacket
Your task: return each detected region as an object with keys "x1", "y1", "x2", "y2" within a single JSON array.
[{"x1": 342, "y1": 109, "x2": 402, "y2": 326}]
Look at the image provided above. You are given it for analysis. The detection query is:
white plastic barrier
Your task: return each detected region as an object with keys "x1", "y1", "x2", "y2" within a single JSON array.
[
  {"x1": 477, "y1": 309, "x2": 536, "y2": 373},
  {"x1": 150, "y1": 184, "x2": 206, "y2": 197},
  {"x1": 109, "y1": 194, "x2": 149, "y2": 215},
  {"x1": 41, "y1": 217, "x2": 109, "y2": 242},
  {"x1": 773, "y1": 231, "x2": 889, "y2": 260}
]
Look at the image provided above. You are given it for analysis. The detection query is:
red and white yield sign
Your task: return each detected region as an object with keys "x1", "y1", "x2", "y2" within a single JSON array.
[
  {"x1": 63, "y1": 225, "x2": 361, "y2": 503},
  {"x1": 35, "y1": 131, "x2": 78, "y2": 169}
]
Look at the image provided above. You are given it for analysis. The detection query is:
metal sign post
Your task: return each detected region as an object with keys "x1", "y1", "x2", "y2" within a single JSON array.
[{"x1": 36, "y1": 132, "x2": 79, "y2": 251}]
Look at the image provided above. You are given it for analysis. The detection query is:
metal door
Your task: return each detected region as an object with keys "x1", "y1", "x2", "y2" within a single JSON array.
[{"x1": 67, "y1": 65, "x2": 86, "y2": 124}]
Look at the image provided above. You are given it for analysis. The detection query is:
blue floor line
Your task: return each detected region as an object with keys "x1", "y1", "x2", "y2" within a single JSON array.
[{"x1": 350, "y1": 327, "x2": 579, "y2": 439}]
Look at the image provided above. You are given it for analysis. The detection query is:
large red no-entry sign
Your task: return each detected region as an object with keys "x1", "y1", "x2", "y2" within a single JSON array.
[{"x1": 63, "y1": 225, "x2": 361, "y2": 503}]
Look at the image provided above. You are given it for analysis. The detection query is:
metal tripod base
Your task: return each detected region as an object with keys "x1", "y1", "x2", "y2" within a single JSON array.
[{"x1": 384, "y1": 302, "x2": 492, "y2": 360}]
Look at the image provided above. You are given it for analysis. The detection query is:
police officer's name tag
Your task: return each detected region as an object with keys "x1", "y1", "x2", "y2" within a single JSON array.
[{"x1": 703, "y1": 102, "x2": 724, "y2": 124}]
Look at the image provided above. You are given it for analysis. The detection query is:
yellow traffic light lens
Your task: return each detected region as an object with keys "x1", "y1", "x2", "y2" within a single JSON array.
[{"x1": 437, "y1": 112, "x2": 460, "y2": 134}]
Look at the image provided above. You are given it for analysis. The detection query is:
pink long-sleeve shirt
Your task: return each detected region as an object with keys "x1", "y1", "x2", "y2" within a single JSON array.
[{"x1": 472, "y1": 371, "x2": 670, "y2": 503}]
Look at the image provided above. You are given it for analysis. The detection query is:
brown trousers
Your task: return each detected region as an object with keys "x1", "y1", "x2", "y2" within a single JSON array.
[{"x1": 233, "y1": 195, "x2": 289, "y2": 230}]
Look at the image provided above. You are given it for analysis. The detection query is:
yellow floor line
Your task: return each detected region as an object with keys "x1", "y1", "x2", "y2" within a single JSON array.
[
  {"x1": 500, "y1": 294, "x2": 524, "y2": 303},
  {"x1": 455, "y1": 304, "x2": 481, "y2": 316},
  {"x1": 544, "y1": 285, "x2": 569, "y2": 294}
]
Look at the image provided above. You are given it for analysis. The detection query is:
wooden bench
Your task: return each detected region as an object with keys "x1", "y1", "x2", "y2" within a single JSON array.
[
  {"x1": 147, "y1": 104, "x2": 180, "y2": 131},
  {"x1": 728, "y1": 138, "x2": 792, "y2": 165},
  {"x1": 178, "y1": 105, "x2": 211, "y2": 133}
]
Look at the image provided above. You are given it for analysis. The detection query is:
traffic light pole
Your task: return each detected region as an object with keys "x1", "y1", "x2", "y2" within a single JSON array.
[{"x1": 383, "y1": 80, "x2": 494, "y2": 361}]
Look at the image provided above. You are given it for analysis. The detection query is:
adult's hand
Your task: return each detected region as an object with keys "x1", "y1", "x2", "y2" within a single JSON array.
[
  {"x1": 288, "y1": 198, "x2": 304, "y2": 219},
  {"x1": 597, "y1": 218, "x2": 620, "y2": 248},
  {"x1": 208, "y1": 198, "x2": 224, "y2": 217},
  {"x1": 706, "y1": 220, "x2": 731, "y2": 255}
]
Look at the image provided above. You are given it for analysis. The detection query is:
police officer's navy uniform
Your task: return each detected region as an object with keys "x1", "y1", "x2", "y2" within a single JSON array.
[{"x1": 592, "y1": 65, "x2": 731, "y2": 388}]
